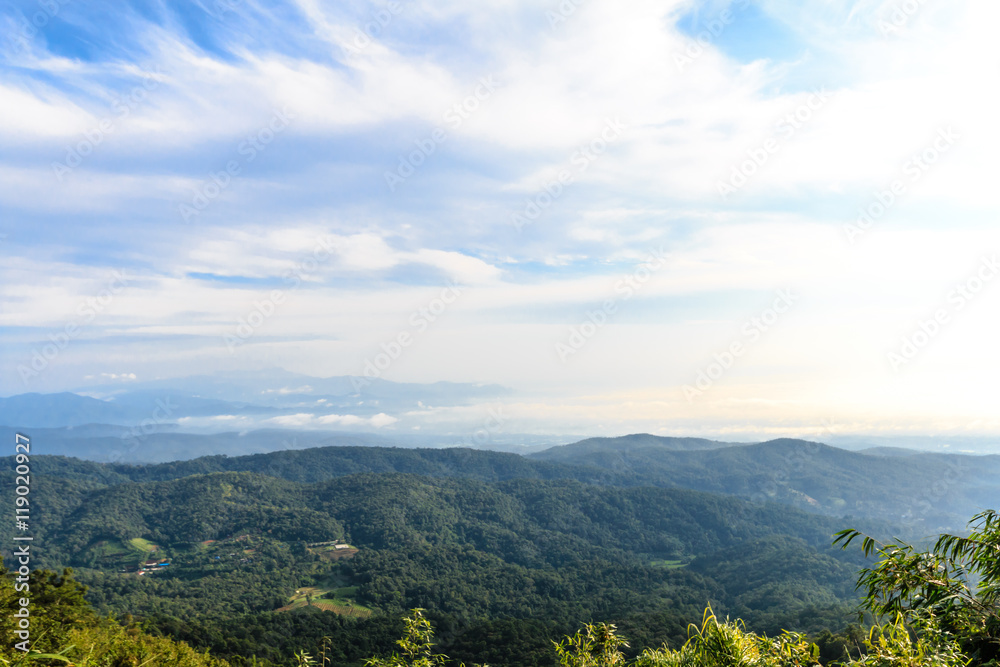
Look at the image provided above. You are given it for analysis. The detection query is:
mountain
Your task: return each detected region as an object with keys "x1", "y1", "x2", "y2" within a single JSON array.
[
  {"x1": 533, "y1": 433, "x2": 748, "y2": 457},
  {"x1": 824, "y1": 434, "x2": 1000, "y2": 454},
  {"x1": 3, "y1": 439, "x2": 978, "y2": 665},
  {"x1": 857, "y1": 446, "x2": 924, "y2": 457},
  {"x1": 531, "y1": 437, "x2": 997, "y2": 533},
  {"x1": 0, "y1": 426, "x2": 398, "y2": 462},
  {"x1": 0, "y1": 391, "x2": 276, "y2": 428},
  {"x1": 0, "y1": 370, "x2": 515, "y2": 433},
  {"x1": 0, "y1": 392, "x2": 147, "y2": 428},
  {"x1": 11, "y1": 445, "x2": 599, "y2": 486},
  {"x1": 2, "y1": 463, "x2": 881, "y2": 665},
  {"x1": 72, "y1": 368, "x2": 512, "y2": 413},
  {"x1": 11, "y1": 435, "x2": 996, "y2": 533}
]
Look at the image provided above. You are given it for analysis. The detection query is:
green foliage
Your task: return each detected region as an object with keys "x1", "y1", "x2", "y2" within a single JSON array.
[
  {"x1": 0, "y1": 563, "x2": 225, "y2": 666},
  {"x1": 372, "y1": 607, "x2": 824, "y2": 667},
  {"x1": 532, "y1": 438, "x2": 977, "y2": 532},
  {"x1": 364, "y1": 610, "x2": 450, "y2": 667},
  {"x1": 848, "y1": 613, "x2": 969, "y2": 667},
  {"x1": 0, "y1": 452, "x2": 908, "y2": 667},
  {"x1": 554, "y1": 623, "x2": 629, "y2": 667},
  {"x1": 366, "y1": 605, "x2": 969, "y2": 667},
  {"x1": 836, "y1": 510, "x2": 1000, "y2": 664},
  {"x1": 6, "y1": 436, "x2": 976, "y2": 534},
  {"x1": 0, "y1": 566, "x2": 93, "y2": 653},
  {"x1": 0, "y1": 468, "x2": 872, "y2": 666},
  {"x1": 634, "y1": 607, "x2": 820, "y2": 667}
]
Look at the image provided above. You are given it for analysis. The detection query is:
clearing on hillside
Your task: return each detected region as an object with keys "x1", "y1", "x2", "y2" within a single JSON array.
[{"x1": 277, "y1": 585, "x2": 373, "y2": 618}]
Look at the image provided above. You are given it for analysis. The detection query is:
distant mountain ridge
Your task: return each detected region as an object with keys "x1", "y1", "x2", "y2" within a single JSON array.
[
  {"x1": 3, "y1": 378, "x2": 995, "y2": 535},
  {"x1": 533, "y1": 433, "x2": 748, "y2": 457},
  {"x1": 0, "y1": 392, "x2": 146, "y2": 428},
  {"x1": 9, "y1": 435, "x2": 999, "y2": 534},
  {"x1": 532, "y1": 436, "x2": 997, "y2": 533},
  {"x1": 72, "y1": 368, "x2": 512, "y2": 409},
  {"x1": 0, "y1": 370, "x2": 514, "y2": 430},
  {"x1": 0, "y1": 426, "x2": 398, "y2": 462}
]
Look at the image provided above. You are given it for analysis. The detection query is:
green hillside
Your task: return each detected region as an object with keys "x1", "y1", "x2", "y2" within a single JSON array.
[
  {"x1": 0, "y1": 464, "x2": 887, "y2": 665},
  {"x1": 531, "y1": 437, "x2": 997, "y2": 532},
  {"x1": 8, "y1": 436, "x2": 996, "y2": 534},
  {"x1": 5, "y1": 438, "x2": 997, "y2": 665}
]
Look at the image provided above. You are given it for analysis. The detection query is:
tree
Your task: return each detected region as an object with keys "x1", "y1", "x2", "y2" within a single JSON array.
[
  {"x1": 364, "y1": 609, "x2": 450, "y2": 667},
  {"x1": 634, "y1": 607, "x2": 819, "y2": 667},
  {"x1": 554, "y1": 622, "x2": 628, "y2": 667},
  {"x1": 836, "y1": 509, "x2": 1000, "y2": 665},
  {"x1": 0, "y1": 560, "x2": 227, "y2": 666},
  {"x1": 368, "y1": 607, "x2": 822, "y2": 667}
]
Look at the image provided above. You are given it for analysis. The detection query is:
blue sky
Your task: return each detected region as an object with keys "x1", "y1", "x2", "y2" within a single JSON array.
[{"x1": 2, "y1": 0, "x2": 999, "y2": 440}]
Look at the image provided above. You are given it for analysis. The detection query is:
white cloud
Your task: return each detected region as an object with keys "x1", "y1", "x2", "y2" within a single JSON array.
[
  {"x1": 3, "y1": 0, "x2": 1000, "y2": 436},
  {"x1": 262, "y1": 385, "x2": 314, "y2": 394},
  {"x1": 267, "y1": 412, "x2": 398, "y2": 427},
  {"x1": 179, "y1": 228, "x2": 502, "y2": 284}
]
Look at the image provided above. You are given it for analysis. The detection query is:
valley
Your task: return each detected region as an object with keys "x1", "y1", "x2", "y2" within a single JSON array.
[{"x1": 1, "y1": 430, "x2": 996, "y2": 665}]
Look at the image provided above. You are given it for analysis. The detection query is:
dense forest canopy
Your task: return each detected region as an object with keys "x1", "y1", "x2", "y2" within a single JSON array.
[{"x1": 0, "y1": 440, "x2": 991, "y2": 666}]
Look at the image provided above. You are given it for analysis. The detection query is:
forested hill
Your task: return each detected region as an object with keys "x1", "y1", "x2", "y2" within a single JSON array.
[
  {"x1": 26, "y1": 471, "x2": 867, "y2": 571},
  {"x1": 534, "y1": 433, "x2": 746, "y2": 455},
  {"x1": 531, "y1": 437, "x2": 997, "y2": 532},
  {"x1": 12, "y1": 435, "x2": 997, "y2": 532},
  {"x1": 16, "y1": 446, "x2": 604, "y2": 486},
  {"x1": 4, "y1": 436, "x2": 983, "y2": 665},
  {"x1": 2, "y1": 467, "x2": 879, "y2": 664}
]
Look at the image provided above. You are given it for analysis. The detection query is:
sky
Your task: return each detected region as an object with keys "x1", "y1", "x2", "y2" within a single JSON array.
[{"x1": 2, "y1": 0, "x2": 999, "y2": 441}]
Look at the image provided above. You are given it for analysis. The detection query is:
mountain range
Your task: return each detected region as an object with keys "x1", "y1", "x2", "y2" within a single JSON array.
[
  {"x1": 2, "y1": 427, "x2": 994, "y2": 665},
  {"x1": 0, "y1": 369, "x2": 512, "y2": 430},
  {"x1": 4, "y1": 433, "x2": 993, "y2": 535}
]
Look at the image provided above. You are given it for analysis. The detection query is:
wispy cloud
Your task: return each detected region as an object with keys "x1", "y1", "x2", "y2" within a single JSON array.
[{"x1": 2, "y1": 0, "x2": 998, "y2": 437}]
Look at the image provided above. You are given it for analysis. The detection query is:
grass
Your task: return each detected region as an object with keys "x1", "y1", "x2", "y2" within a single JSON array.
[
  {"x1": 129, "y1": 538, "x2": 159, "y2": 553},
  {"x1": 277, "y1": 585, "x2": 374, "y2": 618},
  {"x1": 308, "y1": 544, "x2": 359, "y2": 561},
  {"x1": 311, "y1": 602, "x2": 373, "y2": 618},
  {"x1": 89, "y1": 539, "x2": 152, "y2": 568},
  {"x1": 90, "y1": 540, "x2": 131, "y2": 558},
  {"x1": 649, "y1": 558, "x2": 686, "y2": 569}
]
